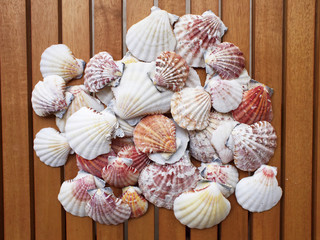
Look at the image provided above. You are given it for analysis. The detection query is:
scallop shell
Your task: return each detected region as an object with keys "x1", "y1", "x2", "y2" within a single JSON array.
[
  {"x1": 138, "y1": 152, "x2": 199, "y2": 209},
  {"x1": 205, "y1": 42, "x2": 245, "y2": 80},
  {"x1": 118, "y1": 145, "x2": 151, "y2": 172},
  {"x1": 111, "y1": 137, "x2": 134, "y2": 154},
  {"x1": 86, "y1": 187, "x2": 131, "y2": 225},
  {"x1": 232, "y1": 85, "x2": 273, "y2": 125},
  {"x1": 34, "y1": 127, "x2": 71, "y2": 167},
  {"x1": 121, "y1": 186, "x2": 148, "y2": 218},
  {"x1": 120, "y1": 52, "x2": 139, "y2": 65},
  {"x1": 235, "y1": 165, "x2": 282, "y2": 212},
  {"x1": 173, "y1": 181, "x2": 231, "y2": 229},
  {"x1": 174, "y1": 11, "x2": 227, "y2": 67},
  {"x1": 171, "y1": 87, "x2": 211, "y2": 130},
  {"x1": 205, "y1": 111, "x2": 235, "y2": 135},
  {"x1": 185, "y1": 67, "x2": 201, "y2": 88},
  {"x1": 126, "y1": 6, "x2": 178, "y2": 62},
  {"x1": 117, "y1": 118, "x2": 135, "y2": 137},
  {"x1": 40, "y1": 44, "x2": 85, "y2": 82},
  {"x1": 84, "y1": 52, "x2": 123, "y2": 92},
  {"x1": 228, "y1": 121, "x2": 277, "y2": 171},
  {"x1": 96, "y1": 86, "x2": 114, "y2": 106},
  {"x1": 58, "y1": 171, "x2": 105, "y2": 217},
  {"x1": 189, "y1": 130, "x2": 217, "y2": 163},
  {"x1": 101, "y1": 157, "x2": 139, "y2": 188}
]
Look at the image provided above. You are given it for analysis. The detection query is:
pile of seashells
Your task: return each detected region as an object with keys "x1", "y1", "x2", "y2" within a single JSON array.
[{"x1": 32, "y1": 7, "x2": 282, "y2": 229}]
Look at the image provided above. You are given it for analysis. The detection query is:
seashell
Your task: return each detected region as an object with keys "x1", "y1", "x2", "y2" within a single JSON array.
[
  {"x1": 40, "y1": 44, "x2": 85, "y2": 82},
  {"x1": 101, "y1": 156, "x2": 139, "y2": 188},
  {"x1": 56, "y1": 85, "x2": 104, "y2": 132},
  {"x1": 120, "y1": 52, "x2": 139, "y2": 65},
  {"x1": 205, "y1": 111, "x2": 235, "y2": 136},
  {"x1": 84, "y1": 52, "x2": 124, "y2": 92},
  {"x1": 76, "y1": 149, "x2": 117, "y2": 178},
  {"x1": 205, "y1": 42, "x2": 245, "y2": 80},
  {"x1": 121, "y1": 186, "x2": 148, "y2": 218},
  {"x1": 111, "y1": 137, "x2": 134, "y2": 154},
  {"x1": 199, "y1": 159, "x2": 239, "y2": 197},
  {"x1": 235, "y1": 165, "x2": 282, "y2": 212},
  {"x1": 227, "y1": 121, "x2": 277, "y2": 171},
  {"x1": 96, "y1": 86, "x2": 114, "y2": 106},
  {"x1": 232, "y1": 85, "x2": 273, "y2": 125},
  {"x1": 65, "y1": 107, "x2": 120, "y2": 160},
  {"x1": 32, "y1": 75, "x2": 73, "y2": 118},
  {"x1": 112, "y1": 62, "x2": 173, "y2": 120},
  {"x1": 34, "y1": 127, "x2": 71, "y2": 167},
  {"x1": 171, "y1": 87, "x2": 211, "y2": 130},
  {"x1": 118, "y1": 145, "x2": 150, "y2": 172},
  {"x1": 185, "y1": 67, "x2": 201, "y2": 88},
  {"x1": 174, "y1": 11, "x2": 227, "y2": 68},
  {"x1": 126, "y1": 7, "x2": 178, "y2": 62},
  {"x1": 138, "y1": 152, "x2": 199, "y2": 209},
  {"x1": 153, "y1": 51, "x2": 189, "y2": 92},
  {"x1": 86, "y1": 187, "x2": 131, "y2": 224},
  {"x1": 189, "y1": 130, "x2": 217, "y2": 163},
  {"x1": 58, "y1": 171, "x2": 105, "y2": 217},
  {"x1": 117, "y1": 117, "x2": 135, "y2": 137},
  {"x1": 133, "y1": 114, "x2": 176, "y2": 154},
  {"x1": 173, "y1": 181, "x2": 231, "y2": 229}
]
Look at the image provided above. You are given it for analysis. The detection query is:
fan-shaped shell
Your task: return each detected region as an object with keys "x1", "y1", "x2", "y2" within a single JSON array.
[
  {"x1": 121, "y1": 186, "x2": 148, "y2": 218},
  {"x1": 235, "y1": 165, "x2": 282, "y2": 212},
  {"x1": 96, "y1": 86, "x2": 114, "y2": 106},
  {"x1": 120, "y1": 52, "x2": 139, "y2": 65},
  {"x1": 173, "y1": 181, "x2": 231, "y2": 229},
  {"x1": 126, "y1": 6, "x2": 178, "y2": 62},
  {"x1": 117, "y1": 118, "x2": 135, "y2": 137},
  {"x1": 186, "y1": 67, "x2": 201, "y2": 88},
  {"x1": 189, "y1": 130, "x2": 217, "y2": 163},
  {"x1": 138, "y1": 152, "x2": 199, "y2": 209},
  {"x1": 58, "y1": 171, "x2": 105, "y2": 217},
  {"x1": 118, "y1": 145, "x2": 150, "y2": 172},
  {"x1": 40, "y1": 44, "x2": 85, "y2": 82},
  {"x1": 171, "y1": 87, "x2": 211, "y2": 130}
]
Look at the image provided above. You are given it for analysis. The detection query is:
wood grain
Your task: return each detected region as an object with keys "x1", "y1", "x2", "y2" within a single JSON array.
[
  {"x1": 126, "y1": 0, "x2": 154, "y2": 29},
  {"x1": 158, "y1": 0, "x2": 186, "y2": 16}
]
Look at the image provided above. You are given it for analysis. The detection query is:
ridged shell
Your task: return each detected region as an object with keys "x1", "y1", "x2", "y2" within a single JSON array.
[
  {"x1": 173, "y1": 181, "x2": 231, "y2": 229},
  {"x1": 121, "y1": 186, "x2": 148, "y2": 218},
  {"x1": 189, "y1": 130, "x2": 217, "y2": 163},
  {"x1": 232, "y1": 85, "x2": 273, "y2": 124},
  {"x1": 117, "y1": 118, "x2": 135, "y2": 137},
  {"x1": 126, "y1": 7, "x2": 178, "y2": 62},
  {"x1": 171, "y1": 87, "x2": 211, "y2": 130},
  {"x1": 228, "y1": 121, "x2": 277, "y2": 171},
  {"x1": 76, "y1": 150, "x2": 117, "y2": 178},
  {"x1": 111, "y1": 137, "x2": 134, "y2": 154},
  {"x1": 138, "y1": 152, "x2": 199, "y2": 209},
  {"x1": 133, "y1": 115, "x2": 176, "y2": 154},
  {"x1": 84, "y1": 52, "x2": 123, "y2": 92},
  {"x1": 101, "y1": 157, "x2": 139, "y2": 188},
  {"x1": 174, "y1": 11, "x2": 227, "y2": 67},
  {"x1": 40, "y1": 44, "x2": 85, "y2": 82},
  {"x1": 186, "y1": 67, "x2": 201, "y2": 88},
  {"x1": 86, "y1": 188, "x2": 131, "y2": 225},
  {"x1": 34, "y1": 127, "x2": 71, "y2": 167},
  {"x1": 235, "y1": 165, "x2": 282, "y2": 212},
  {"x1": 205, "y1": 111, "x2": 235, "y2": 136},
  {"x1": 153, "y1": 51, "x2": 189, "y2": 92},
  {"x1": 58, "y1": 171, "x2": 105, "y2": 217},
  {"x1": 96, "y1": 86, "x2": 114, "y2": 106},
  {"x1": 120, "y1": 52, "x2": 139, "y2": 65},
  {"x1": 205, "y1": 42, "x2": 245, "y2": 80},
  {"x1": 118, "y1": 145, "x2": 151, "y2": 172},
  {"x1": 65, "y1": 107, "x2": 119, "y2": 160}
]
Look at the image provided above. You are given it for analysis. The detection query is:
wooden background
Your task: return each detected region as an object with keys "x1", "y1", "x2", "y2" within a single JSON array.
[{"x1": 0, "y1": 0, "x2": 319, "y2": 239}]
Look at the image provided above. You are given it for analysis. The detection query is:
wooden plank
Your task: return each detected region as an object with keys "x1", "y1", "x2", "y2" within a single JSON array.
[
  {"x1": 0, "y1": 0, "x2": 31, "y2": 239},
  {"x1": 283, "y1": 0, "x2": 315, "y2": 239},
  {"x1": 251, "y1": 1, "x2": 283, "y2": 240},
  {"x1": 127, "y1": 0, "x2": 154, "y2": 29},
  {"x1": 158, "y1": 0, "x2": 186, "y2": 15},
  {"x1": 31, "y1": 1, "x2": 63, "y2": 239}
]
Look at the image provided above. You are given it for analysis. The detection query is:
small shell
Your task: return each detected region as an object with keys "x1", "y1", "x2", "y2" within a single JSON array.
[
  {"x1": 58, "y1": 171, "x2": 105, "y2": 217},
  {"x1": 40, "y1": 44, "x2": 85, "y2": 82},
  {"x1": 117, "y1": 118, "x2": 135, "y2": 137},
  {"x1": 121, "y1": 186, "x2": 148, "y2": 218},
  {"x1": 235, "y1": 165, "x2": 282, "y2": 212},
  {"x1": 96, "y1": 86, "x2": 114, "y2": 106},
  {"x1": 111, "y1": 137, "x2": 135, "y2": 154},
  {"x1": 171, "y1": 87, "x2": 211, "y2": 130},
  {"x1": 120, "y1": 52, "x2": 140, "y2": 65},
  {"x1": 205, "y1": 42, "x2": 245, "y2": 80},
  {"x1": 34, "y1": 127, "x2": 71, "y2": 167},
  {"x1": 118, "y1": 145, "x2": 151, "y2": 172},
  {"x1": 205, "y1": 111, "x2": 235, "y2": 134},
  {"x1": 173, "y1": 181, "x2": 231, "y2": 229},
  {"x1": 86, "y1": 187, "x2": 131, "y2": 225},
  {"x1": 185, "y1": 67, "x2": 202, "y2": 88}
]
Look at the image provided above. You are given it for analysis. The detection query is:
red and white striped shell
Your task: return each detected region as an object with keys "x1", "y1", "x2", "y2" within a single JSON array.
[
  {"x1": 121, "y1": 186, "x2": 148, "y2": 218},
  {"x1": 118, "y1": 145, "x2": 151, "y2": 172}
]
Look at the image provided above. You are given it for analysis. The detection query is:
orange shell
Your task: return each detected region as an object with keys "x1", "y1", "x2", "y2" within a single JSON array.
[{"x1": 121, "y1": 186, "x2": 148, "y2": 218}]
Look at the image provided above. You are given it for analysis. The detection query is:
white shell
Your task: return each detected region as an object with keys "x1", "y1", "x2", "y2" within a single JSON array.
[
  {"x1": 96, "y1": 86, "x2": 114, "y2": 106},
  {"x1": 189, "y1": 130, "x2": 217, "y2": 163},
  {"x1": 120, "y1": 52, "x2": 140, "y2": 65},
  {"x1": 185, "y1": 67, "x2": 201, "y2": 88},
  {"x1": 117, "y1": 118, "x2": 135, "y2": 137}
]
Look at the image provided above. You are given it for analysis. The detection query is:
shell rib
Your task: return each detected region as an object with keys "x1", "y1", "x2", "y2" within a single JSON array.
[
  {"x1": 189, "y1": 130, "x2": 217, "y2": 163},
  {"x1": 121, "y1": 186, "x2": 148, "y2": 218},
  {"x1": 118, "y1": 145, "x2": 151, "y2": 172}
]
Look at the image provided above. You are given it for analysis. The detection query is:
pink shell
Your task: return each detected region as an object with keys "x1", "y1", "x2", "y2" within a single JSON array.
[
  {"x1": 118, "y1": 145, "x2": 151, "y2": 172},
  {"x1": 111, "y1": 137, "x2": 135, "y2": 154}
]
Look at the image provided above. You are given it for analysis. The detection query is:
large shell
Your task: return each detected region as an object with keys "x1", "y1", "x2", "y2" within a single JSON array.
[
  {"x1": 174, "y1": 11, "x2": 227, "y2": 67},
  {"x1": 84, "y1": 52, "x2": 123, "y2": 92},
  {"x1": 34, "y1": 127, "x2": 71, "y2": 167},
  {"x1": 126, "y1": 7, "x2": 178, "y2": 62},
  {"x1": 40, "y1": 44, "x2": 85, "y2": 82},
  {"x1": 153, "y1": 51, "x2": 189, "y2": 92},
  {"x1": 118, "y1": 145, "x2": 151, "y2": 172},
  {"x1": 86, "y1": 187, "x2": 131, "y2": 225},
  {"x1": 173, "y1": 181, "x2": 231, "y2": 229},
  {"x1": 232, "y1": 85, "x2": 273, "y2": 124},
  {"x1": 58, "y1": 171, "x2": 105, "y2": 217},
  {"x1": 138, "y1": 152, "x2": 199, "y2": 209},
  {"x1": 121, "y1": 186, "x2": 148, "y2": 218},
  {"x1": 228, "y1": 121, "x2": 277, "y2": 171},
  {"x1": 171, "y1": 87, "x2": 211, "y2": 130},
  {"x1": 235, "y1": 165, "x2": 282, "y2": 212},
  {"x1": 205, "y1": 42, "x2": 245, "y2": 80},
  {"x1": 101, "y1": 157, "x2": 139, "y2": 188}
]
